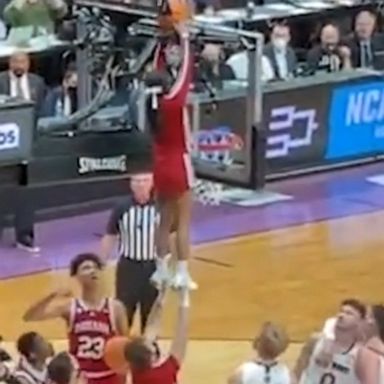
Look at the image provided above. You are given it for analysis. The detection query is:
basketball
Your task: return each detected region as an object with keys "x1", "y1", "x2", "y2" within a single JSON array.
[
  {"x1": 158, "y1": 0, "x2": 192, "y2": 31},
  {"x1": 168, "y1": 0, "x2": 191, "y2": 23},
  {"x1": 104, "y1": 336, "x2": 130, "y2": 374}
]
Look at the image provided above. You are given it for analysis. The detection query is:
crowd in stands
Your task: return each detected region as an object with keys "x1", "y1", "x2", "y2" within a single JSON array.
[
  {"x1": 201, "y1": 9, "x2": 384, "y2": 85},
  {"x1": 0, "y1": 1, "x2": 381, "y2": 120}
]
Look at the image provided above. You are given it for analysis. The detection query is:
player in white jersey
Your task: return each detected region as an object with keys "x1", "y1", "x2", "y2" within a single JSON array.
[
  {"x1": 294, "y1": 299, "x2": 379, "y2": 384},
  {"x1": 228, "y1": 322, "x2": 291, "y2": 384},
  {"x1": 13, "y1": 332, "x2": 52, "y2": 384},
  {"x1": 320, "y1": 303, "x2": 384, "y2": 381}
]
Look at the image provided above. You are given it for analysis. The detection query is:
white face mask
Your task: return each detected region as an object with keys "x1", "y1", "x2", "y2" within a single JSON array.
[{"x1": 273, "y1": 38, "x2": 287, "y2": 51}]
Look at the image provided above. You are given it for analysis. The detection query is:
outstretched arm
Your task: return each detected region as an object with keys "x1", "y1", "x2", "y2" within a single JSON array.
[
  {"x1": 169, "y1": 289, "x2": 190, "y2": 364},
  {"x1": 164, "y1": 23, "x2": 191, "y2": 103},
  {"x1": 143, "y1": 288, "x2": 167, "y2": 342},
  {"x1": 293, "y1": 334, "x2": 318, "y2": 382},
  {"x1": 23, "y1": 289, "x2": 71, "y2": 322}
]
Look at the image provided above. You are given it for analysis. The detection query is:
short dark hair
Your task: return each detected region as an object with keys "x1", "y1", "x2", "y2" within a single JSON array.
[
  {"x1": 124, "y1": 337, "x2": 152, "y2": 371},
  {"x1": 47, "y1": 352, "x2": 73, "y2": 384},
  {"x1": 321, "y1": 22, "x2": 340, "y2": 32},
  {"x1": 372, "y1": 304, "x2": 384, "y2": 342},
  {"x1": 69, "y1": 253, "x2": 104, "y2": 276},
  {"x1": 17, "y1": 332, "x2": 39, "y2": 358},
  {"x1": 357, "y1": 9, "x2": 377, "y2": 20},
  {"x1": 341, "y1": 298, "x2": 366, "y2": 318}
]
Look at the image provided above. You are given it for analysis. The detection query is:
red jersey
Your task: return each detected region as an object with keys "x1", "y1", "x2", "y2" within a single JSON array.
[
  {"x1": 153, "y1": 38, "x2": 192, "y2": 157},
  {"x1": 152, "y1": 38, "x2": 194, "y2": 198},
  {"x1": 68, "y1": 298, "x2": 117, "y2": 381},
  {"x1": 131, "y1": 355, "x2": 180, "y2": 384}
]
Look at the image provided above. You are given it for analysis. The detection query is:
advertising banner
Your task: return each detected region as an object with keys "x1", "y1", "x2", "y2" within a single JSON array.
[
  {"x1": 326, "y1": 80, "x2": 384, "y2": 160},
  {"x1": 263, "y1": 84, "x2": 331, "y2": 174},
  {"x1": 0, "y1": 103, "x2": 34, "y2": 166}
]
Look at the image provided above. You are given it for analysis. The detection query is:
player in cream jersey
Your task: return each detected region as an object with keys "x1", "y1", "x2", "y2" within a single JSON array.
[
  {"x1": 294, "y1": 299, "x2": 380, "y2": 384},
  {"x1": 236, "y1": 360, "x2": 290, "y2": 384},
  {"x1": 318, "y1": 304, "x2": 384, "y2": 383},
  {"x1": 228, "y1": 322, "x2": 291, "y2": 384},
  {"x1": 299, "y1": 337, "x2": 360, "y2": 384}
]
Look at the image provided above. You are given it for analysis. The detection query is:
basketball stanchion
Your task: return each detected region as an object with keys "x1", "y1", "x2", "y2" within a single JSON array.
[{"x1": 250, "y1": 124, "x2": 267, "y2": 190}]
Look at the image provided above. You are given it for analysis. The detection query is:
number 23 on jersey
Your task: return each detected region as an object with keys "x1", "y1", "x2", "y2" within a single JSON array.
[{"x1": 77, "y1": 335, "x2": 105, "y2": 360}]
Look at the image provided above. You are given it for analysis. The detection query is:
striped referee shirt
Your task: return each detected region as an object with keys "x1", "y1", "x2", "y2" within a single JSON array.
[{"x1": 106, "y1": 196, "x2": 158, "y2": 261}]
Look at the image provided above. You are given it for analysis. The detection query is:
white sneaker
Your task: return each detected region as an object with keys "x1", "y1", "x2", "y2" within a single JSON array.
[{"x1": 170, "y1": 270, "x2": 198, "y2": 290}]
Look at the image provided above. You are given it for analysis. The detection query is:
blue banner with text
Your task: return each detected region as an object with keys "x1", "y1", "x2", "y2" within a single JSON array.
[{"x1": 326, "y1": 80, "x2": 384, "y2": 160}]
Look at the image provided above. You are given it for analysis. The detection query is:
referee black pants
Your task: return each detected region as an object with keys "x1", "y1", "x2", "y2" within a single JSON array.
[{"x1": 115, "y1": 258, "x2": 158, "y2": 333}]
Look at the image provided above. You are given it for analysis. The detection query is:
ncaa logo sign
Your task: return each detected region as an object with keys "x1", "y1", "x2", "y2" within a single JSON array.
[{"x1": 0, "y1": 123, "x2": 20, "y2": 150}]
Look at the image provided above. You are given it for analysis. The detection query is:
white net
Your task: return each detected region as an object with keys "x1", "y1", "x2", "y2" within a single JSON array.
[{"x1": 193, "y1": 179, "x2": 223, "y2": 206}]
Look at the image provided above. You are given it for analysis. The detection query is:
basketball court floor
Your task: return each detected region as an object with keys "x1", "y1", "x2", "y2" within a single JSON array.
[{"x1": 1, "y1": 162, "x2": 384, "y2": 383}]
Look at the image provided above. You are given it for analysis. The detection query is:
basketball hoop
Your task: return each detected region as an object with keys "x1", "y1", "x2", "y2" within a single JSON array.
[{"x1": 193, "y1": 179, "x2": 223, "y2": 206}]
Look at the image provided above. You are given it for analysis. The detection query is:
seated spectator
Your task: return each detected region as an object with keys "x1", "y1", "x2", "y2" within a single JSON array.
[
  {"x1": 195, "y1": 0, "x2": 221, "y2": 14},
  {"x1": 226, "y1": 49, "x2": 277, "y2": 83},
  {"x1": 306, "y1": 23, "x2": 351, "y2": 73},
  {"x1": 41, "y1": 65, "x2": 77, "y2": 117},
  {"x1": 263, "y1": 23, "x2": 297, "y2": 82},
  {"x1": 3, "y1": 0, "x2": 67, "y2": 35},
  {"x1": 0, "y1": 51, "x2": 46, "y2": 112},
  {"x1": 195, "y1": 43, "x2": 234, "y2": 89},
  {"x1": 0, "y1": 0, "x2": 7, "y2": 39},
  {"x1": 346, "y1": 10, "x2": 384, "y2": 70}
]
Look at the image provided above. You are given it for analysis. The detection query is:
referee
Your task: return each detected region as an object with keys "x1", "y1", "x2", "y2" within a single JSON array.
[{"x1": 100, "y1": 172, "x2": 159, "y2": 332}]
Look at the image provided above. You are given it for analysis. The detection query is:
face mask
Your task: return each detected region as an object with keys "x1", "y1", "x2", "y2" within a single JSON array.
[
  {"x1": 13, "y1": 69, "x2": 24, "y2": 77},
  {"x1": 273, "y1": 38, "x2": 287, "y2": 51}
]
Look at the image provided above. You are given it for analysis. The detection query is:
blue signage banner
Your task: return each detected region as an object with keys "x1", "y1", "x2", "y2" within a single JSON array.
[{"x1": 326, "y1": 80, "x2": 384, "y2": 160}]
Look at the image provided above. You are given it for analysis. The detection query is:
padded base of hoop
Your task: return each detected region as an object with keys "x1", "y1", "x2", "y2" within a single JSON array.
[{"x1": 215, "y1": 188, "x2": 293, "y2": 207}]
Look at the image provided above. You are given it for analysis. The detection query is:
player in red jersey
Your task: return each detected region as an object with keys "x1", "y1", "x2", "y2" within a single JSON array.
[
  {"x1": 146, "y1": 22, "x2": 197, "y2": 291},
  {"x1": 23, "y1": 253, "x2": 128, "y2": 384},
  {"x1": 123, "y1": 286, "x2": 190, "y2": 384}
]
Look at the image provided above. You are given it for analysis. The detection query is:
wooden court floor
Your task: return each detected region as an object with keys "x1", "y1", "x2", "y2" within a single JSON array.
[{"x1": 1, "y1": 211, "x2": 384, "y2": 383}]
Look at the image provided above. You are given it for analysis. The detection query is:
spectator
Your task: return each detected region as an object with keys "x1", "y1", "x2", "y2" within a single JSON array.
[
  {"x1": 346, "y1": 10, "x2": 384, "y2": 70},
  {"x1": 195, "y1": 0, "x2": 221, "y2": 14},
  {"x1": 0, "y1": 52, "x2": 44, "y2": 253},
  {"x1": 226, "y1": 49, "x2": 277, "y2": 83},
  {"x1": 3, "y1": 0, "x2": 67, "y2": 35},
  {"x1": 0, "y1": 51, "x2": 46, "y2": 110},
  {"x1": 41, "y1": 65, "x2": 77, "y2": 117},
  {"x1": 263, "y1": 23, "x2": 297, "y2": 81},
  {"x1": 306, "y1": 23, "x2": 351, "y2": 73},
  {"x1": 195, "y1": 43, "x2": 235, "y2": 89}
]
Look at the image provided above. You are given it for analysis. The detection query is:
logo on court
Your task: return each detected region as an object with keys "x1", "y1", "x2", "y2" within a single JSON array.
[
  {"x1": 0, "y1": 123, "x2": 20, "y2": 151},
  {"x1": 267, "y1": 106, "x2": 318, "y2": 159}
]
